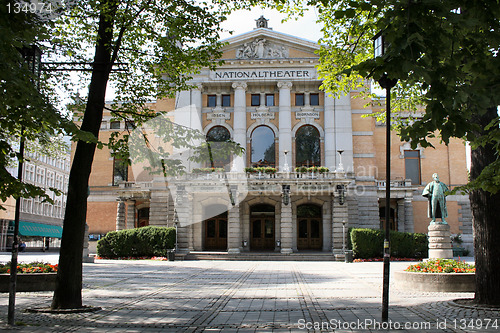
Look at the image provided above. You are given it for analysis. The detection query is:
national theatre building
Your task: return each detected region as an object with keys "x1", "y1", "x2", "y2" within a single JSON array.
[{"x1": 83, "y1": 17, "x2": 473, "y2": 257}]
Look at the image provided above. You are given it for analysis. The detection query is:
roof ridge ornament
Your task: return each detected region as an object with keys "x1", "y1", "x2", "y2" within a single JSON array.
[{"x1": 255, "y1": 15, "x2": 269, "y2": 29}]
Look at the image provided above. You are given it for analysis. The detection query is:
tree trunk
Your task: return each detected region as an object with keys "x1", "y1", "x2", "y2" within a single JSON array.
[
  {"x1": 51, "y1": 2, "x2": 117, "y2": 309},
  {"x1": 470, "y1": 106, "x2": 500, "y2": 306}
]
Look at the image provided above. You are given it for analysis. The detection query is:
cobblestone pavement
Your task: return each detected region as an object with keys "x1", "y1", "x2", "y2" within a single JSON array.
[{"x1": 0, "y1": 254, "x2": 499, "y2": 332}]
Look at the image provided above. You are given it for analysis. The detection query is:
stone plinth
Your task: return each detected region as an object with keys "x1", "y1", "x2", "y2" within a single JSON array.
[
  {"x1": 428, "y1": 223, "x2": 453, "y2": 259},
  {"x1": 394, "y1": 271, "x2": 475, "y2": 292}
]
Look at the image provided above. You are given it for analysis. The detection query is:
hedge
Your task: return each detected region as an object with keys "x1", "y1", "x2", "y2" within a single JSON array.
[
  {"x1": 97, "y1": 226, "x2": 175, "y2": 258},
  {"x1": 350, "y1": 228, "x2": 428, "y2": 259}
]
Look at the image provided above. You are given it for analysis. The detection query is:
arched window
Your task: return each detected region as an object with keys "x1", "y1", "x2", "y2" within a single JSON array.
[
  {"x1": 295, "y1": 125, "x2": 320, "y2": 166},
  {"x1": 206, "y1": 126, "x2": 231, "y2": 167},
  {"x1": 251, "y1": 126, "x2": 275, "y2": 167}
]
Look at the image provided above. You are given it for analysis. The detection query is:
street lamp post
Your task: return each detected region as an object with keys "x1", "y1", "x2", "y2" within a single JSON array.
[
  {"x1": 373, "y1": 32, "x2": 398, "y2": 323},
  {"x1": 8, "y1": 45, "x2": 43, "y2": 325}
]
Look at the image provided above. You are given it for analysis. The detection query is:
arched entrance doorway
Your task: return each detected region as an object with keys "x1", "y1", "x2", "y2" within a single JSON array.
[
  {"x1": 297, "y1": 204, "x2": 322, "y2": 250},
  {"x1": 250, "y1": 204, "x2": 275, "y2": 251},
  {"x1": 204, "y1": 205, "x2": 228, "y2": 250}
]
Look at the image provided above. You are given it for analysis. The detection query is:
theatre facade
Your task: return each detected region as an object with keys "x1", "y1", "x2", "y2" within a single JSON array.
[{"x1": 84, "y1": 17, "x2": 473, "y2": 255}]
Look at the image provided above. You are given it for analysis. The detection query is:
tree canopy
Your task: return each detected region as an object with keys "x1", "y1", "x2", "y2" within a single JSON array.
[{"x1": 0, "y1": 3, "x2": 74, "y2": 208}]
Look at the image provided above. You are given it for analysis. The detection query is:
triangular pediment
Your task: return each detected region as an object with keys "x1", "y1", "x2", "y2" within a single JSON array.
[{"x1": 220, "y1": 28, "x2": 319, "y2": 61}]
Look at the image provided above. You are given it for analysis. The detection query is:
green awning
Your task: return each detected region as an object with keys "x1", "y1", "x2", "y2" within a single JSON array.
[{"x1": 9, "y1": 221, "x2": 63, "y2": 238}]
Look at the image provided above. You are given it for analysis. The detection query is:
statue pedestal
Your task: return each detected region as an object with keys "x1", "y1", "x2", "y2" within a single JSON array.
[{"x1": 428, "y1": 223, "x2": 453, "y2": 259}]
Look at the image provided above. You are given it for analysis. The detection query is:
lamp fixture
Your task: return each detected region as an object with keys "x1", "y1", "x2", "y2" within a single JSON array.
[
  {"x1": 336, "y1": 184, "x2": 346, "y2": 205},
  {"x1": 282, "y1": 185, "x2": 290, "y2": 205}
]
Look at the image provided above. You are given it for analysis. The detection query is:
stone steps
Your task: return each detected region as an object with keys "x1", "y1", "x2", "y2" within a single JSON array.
[{"x1": 178, "y1": 251, "x2": 343, "y2": 261}]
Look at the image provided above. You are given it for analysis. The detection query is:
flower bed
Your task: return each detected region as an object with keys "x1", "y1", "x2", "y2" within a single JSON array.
[
  {"x1": 395, "y1": 259, "x2": 475, "y2": 292},
  {"x1": 405, "y1": 258, "x2": 475, "y2": 273},
  {"x1": 0, "y1": 262, "x2": 58, "y2": 292},
  {"x1": 0, "y1": 262, "x2": 58, "y2": 274}
]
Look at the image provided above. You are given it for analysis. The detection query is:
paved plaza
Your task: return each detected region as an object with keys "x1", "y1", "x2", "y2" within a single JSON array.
[{"x1": 0, "y1": 253, "x2": 499, "y2": 332}]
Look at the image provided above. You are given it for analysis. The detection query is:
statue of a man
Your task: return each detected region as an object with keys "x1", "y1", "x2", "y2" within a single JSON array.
[{"x1": 422, "y1": 173, "x2": 449, "y2": 224}]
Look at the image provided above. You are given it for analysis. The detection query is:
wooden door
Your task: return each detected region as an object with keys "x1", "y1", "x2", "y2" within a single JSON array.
[
  {"x1": 205, "y1": 217, "x2": 227, "y2": 250},
  {"x1": 297, "y1": 218, "x2": 322, "y2": 250},
  {"x1": 251, "y1": 217, "x2": 275, "y2": 250}
]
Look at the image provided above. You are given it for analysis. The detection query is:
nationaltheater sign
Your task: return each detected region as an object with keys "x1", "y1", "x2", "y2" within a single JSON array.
[{"x1": 210, "y1": 68, "x2": 318, "y2": 80}]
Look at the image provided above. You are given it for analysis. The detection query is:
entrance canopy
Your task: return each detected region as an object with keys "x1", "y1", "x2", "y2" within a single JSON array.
[{"x1": 9, "y1": 221, "x2": 63, "y2": 238}]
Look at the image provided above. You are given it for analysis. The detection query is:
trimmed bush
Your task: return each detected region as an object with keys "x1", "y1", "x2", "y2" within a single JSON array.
[
  {"x1": 97, "y1": 226, "x2": 175, "y2": 258},
  {"x1": 350, "y1": 228, "x2": 428, "y2": 259}
]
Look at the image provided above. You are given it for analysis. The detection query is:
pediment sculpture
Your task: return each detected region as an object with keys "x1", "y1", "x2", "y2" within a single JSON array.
[{"x1": 236, "y1": 38, "x2": 289, "y2": 59}]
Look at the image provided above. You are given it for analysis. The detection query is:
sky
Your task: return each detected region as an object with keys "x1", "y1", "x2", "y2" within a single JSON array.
[{"x1": 219, "y1": 7, "x2": 323, "y2": 42}]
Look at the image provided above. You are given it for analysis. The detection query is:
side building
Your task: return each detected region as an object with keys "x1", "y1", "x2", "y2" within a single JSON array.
[
  {"x1": 0, "y1": 149, "x2": 70, "y2": 251},
  {"x1": 83, "y1": 18, "x2": 473, "y2": 256}
]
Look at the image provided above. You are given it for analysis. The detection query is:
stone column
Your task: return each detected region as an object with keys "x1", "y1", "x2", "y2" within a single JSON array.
[
  {"x1": 324, "y1": 94, "x2": 336, "y2": 170},
  {"x1": 428, "y1": 223, "x2": 453, "y2": 259},
  {"x1": 227, "y1": 205, "x2": 241, "y2": 254},
  {"x1": 232, "y1": 82, "x2": 247, "y2": 172},
  {"x1": 126, "y1": 200, "x2": 136, "y2": 229},
  {"x1": 116, "y1": 199, "x2": 126, "y2": 231},
  {"x1": 280, "y1": 199, "x2": 293, "y2": 254},
  {"x1": 278, "y1": 81, "x2": 293, "y2": 171},
  {"x1": 397, "y1": 200, "x2": 405, "y2": 232},
  {"x1": 332, "y1": 194, "x2": 348, "y2": 254},
  {"x1": 404, "y1": 198, "x2": 414, "y2": 233}
]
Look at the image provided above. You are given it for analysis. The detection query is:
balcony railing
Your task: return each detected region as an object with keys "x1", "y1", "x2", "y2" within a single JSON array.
[{"x1": 377, "y1": 179, "x2": 414, "y2": 188}]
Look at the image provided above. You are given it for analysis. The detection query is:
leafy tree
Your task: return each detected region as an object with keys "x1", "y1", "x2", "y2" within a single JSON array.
[
  {"x1": 0, "y1": 3, "x2": 74, "y2": 209},
  {"x1": 48, "y1": 0, "x2": 229, "y2": 309},
  {"x1": 223, "y1": 0, "x2": 500, "y2": 305}
]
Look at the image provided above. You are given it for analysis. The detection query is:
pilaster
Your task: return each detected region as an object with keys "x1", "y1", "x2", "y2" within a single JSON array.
[
  {"x1": 126, "y1": 200, "x2": 136, "y2": 229},
  {"x1": 227, "y1": 205, "x2": 241, "y2": 253},
  {"x1": 278, "y1": 81, "x2": 293, "y2": 171},
  {"x1": 404, "y1": 198, "x2": 414, "y2": 233},
  {"x1": 324, "y1": 94, "x2": 336, "y2": 170},
  {"x1": 397, "y1": 199, "x2": 405, "y2": 232},
  {"x1": 280, "y1": 199, "x2": 293, "y2": 254},
  {"x1": 149, "y1": 190, "x2": 170, "y2": 226},
  {"x1": 332, "y1": 196, "x2": 348, "y2": 254},
  {"x1": 335, "y1": 94, "x2": 354, "y2": 172},
  {"x1": 116, "y1": 199, "x2": 126, "y2": 231},
  {"x1": 232, "y1": 82, "x2": 248, "y2": 172}
]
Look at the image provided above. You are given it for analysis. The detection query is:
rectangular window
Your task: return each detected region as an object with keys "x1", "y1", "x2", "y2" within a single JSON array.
[
  {"x1": 404, "y1": 150, "x2": 421, "y2": 185},
  {"x1": 222, "y1": 94, "x2": 231, "y2": 107},
  {"x1": 295, "y1": 93, "x2": 304, "y2": 106},
  {"x1": 207, "y1": 95, "x2": 216, "y2": 107},
  {"x1": 265, "y1": 94, "x2": 275, "y2": 106},
  {"x1": 251, "y1": 94, "x2": 260, "y2": 106},
  {"x1": 125, "y1": 120, "x2": 135, "y2": 130},
  {"x1": 310, "y1": 93, "x2": 319, "y2": 106},
  {"x1": 113, "y1": 158, "x2": 128, "y2": 186},
  {"x1": 100, "y1": 121, "x2": 107, "y2": 130},
  {"x1": 110, "y1": 121, "x2": 121, "y2": 129}
]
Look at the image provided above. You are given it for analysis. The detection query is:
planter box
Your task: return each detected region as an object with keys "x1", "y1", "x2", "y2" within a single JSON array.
[
  {"x1": 394, "y1": 271, "x2": 475, "y2": 292},
  {"x1": 0, "y1": 273, "x2": 57, "y2": 292}
]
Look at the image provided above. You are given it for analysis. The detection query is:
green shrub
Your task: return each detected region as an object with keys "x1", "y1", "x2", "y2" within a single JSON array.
[
  {"x1": 350, "y1": 228, "x2": 428, "y2": 259},
  {"x1": 97, "y1": 226, "x2": 175, "y2": 258}
]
